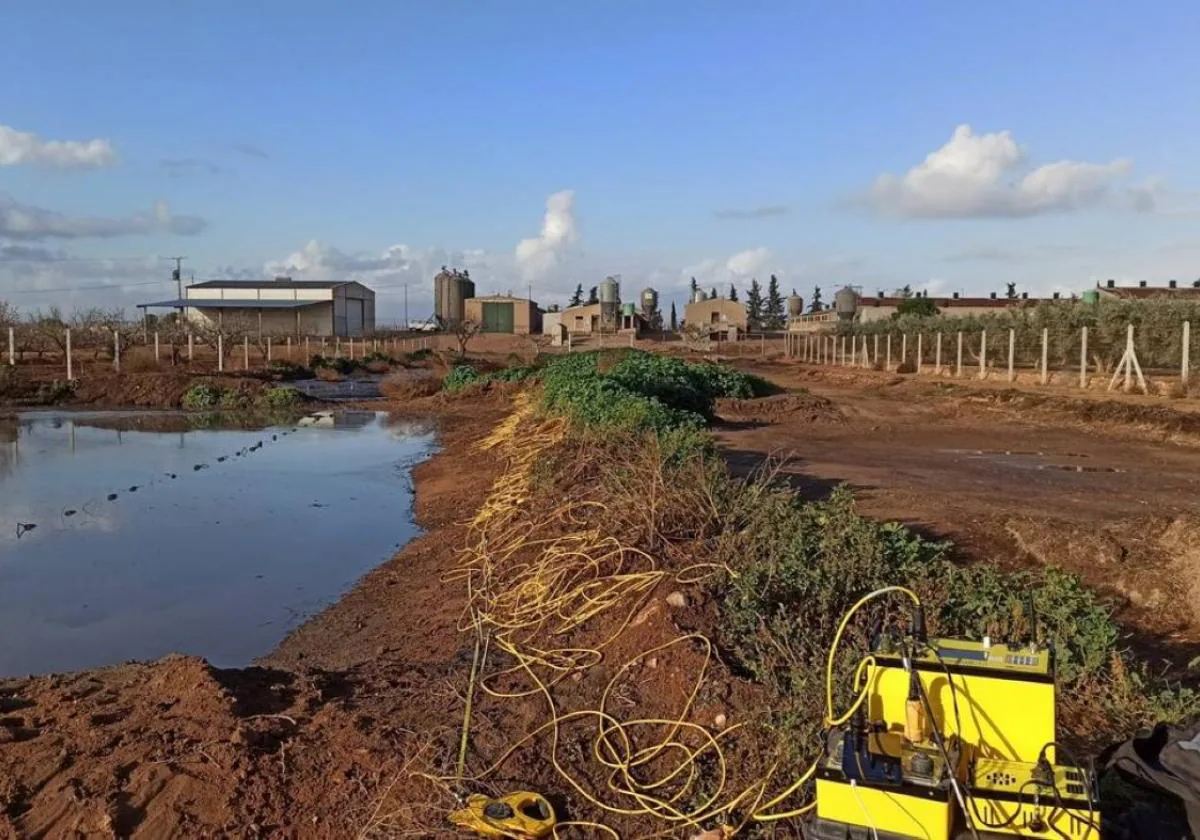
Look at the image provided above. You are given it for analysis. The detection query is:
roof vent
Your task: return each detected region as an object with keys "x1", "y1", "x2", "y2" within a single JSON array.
[
  {"x1": 1169, "y1": 279, "x2": 1178, "y2": 289},
  {"x1": 1139, "y1": 280, "x2": 1147, "y2": 288},
  {"x1": 1106, "y1": 279, "x2": 1116, "y2": 288},
  {"x1": 990, "y1": 291, "x2": 997, "y2": 299}
]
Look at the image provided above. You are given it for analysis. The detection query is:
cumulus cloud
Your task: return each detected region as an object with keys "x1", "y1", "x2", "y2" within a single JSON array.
[
  {"x1": 726, "y1": 247, "x2": 771, "y2": 277},
  {"x1": 515, "y1": 190, "x2": 578, "y2": 280},
  {"x1": 0, "y1": 196, "x2": 207, "y2": 241},
  {"x1": 713, "y1": 204, "x2": 790, "y2": 220},
  {"x1": 0, "y1": 124, "x2": 116, "y2": 169},
  {"x1": 868, "y1": 125, "x2": 1144, "y2": 219}
]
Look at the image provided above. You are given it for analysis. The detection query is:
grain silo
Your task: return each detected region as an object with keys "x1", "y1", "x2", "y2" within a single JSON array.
[
  {"x1": 433, "y1": 268, "x2": 474, "y2": 326},
  {"x1": 640, "y1": 288, "x2": 658, "y2": 322},
  {"x1": 599, "y1": 275, "x2": 620, "y2": 330},
  {"x1": 787, "y1": 293, "x2": 804, "y2": 320},
  {"x1": 834, "y1": 286, "x2": 859, "y2": 323}
]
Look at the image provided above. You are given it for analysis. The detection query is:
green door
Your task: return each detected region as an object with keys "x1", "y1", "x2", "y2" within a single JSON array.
[{"x1": 481, "y1": 302, "x2": 514, "y2": 333}]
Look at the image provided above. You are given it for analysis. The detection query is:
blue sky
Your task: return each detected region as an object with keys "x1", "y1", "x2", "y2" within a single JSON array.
[{"x1": 2, "y1": 1, "x2": 1198, "y2": 319}]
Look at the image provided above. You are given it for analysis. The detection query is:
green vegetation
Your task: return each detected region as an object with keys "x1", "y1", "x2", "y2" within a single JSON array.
[
  {"x1": 537, "y1": 349, "x2": 773, "y2": 433},
  {"x1": 181, "y1": 383, "x2": 222, "y2": 410},
  {"x1": 441, "y1": 364, "x2": 480, "y2": 393},
  {"x1": 839, "y1": 297, "x2": 1200, "y2": 371},
  {"x1": 182, "y1": 382, "x2": 304, "y2": 414}
]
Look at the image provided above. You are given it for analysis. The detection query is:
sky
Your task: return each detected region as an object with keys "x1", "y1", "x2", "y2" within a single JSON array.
[{"x1": 2, "y1": 1, "x2": 1199, "y2": 322}]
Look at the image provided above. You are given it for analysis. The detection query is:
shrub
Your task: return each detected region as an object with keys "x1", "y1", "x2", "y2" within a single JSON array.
[
  {"x1": 35, "y1": 379, "x2": 76, "y2": 405},
  {"x1": 267, "y1": 360, "x2": 310, "y2": 380},
  {"x1": 181, "y1": 384, "x2": 222, "y2": 410},
  {"x1": 380, "y1": 371, "x2": 440, "y2": 400},
  {"x1": 442, "y1": 364, "x2": 480, "y2": 393},
  {"x1": 259, "y1": 386, "x2": 302, "y2": 410},
  {"x1": 219, "y1": 388, "x2": 251, "y2": 410}
]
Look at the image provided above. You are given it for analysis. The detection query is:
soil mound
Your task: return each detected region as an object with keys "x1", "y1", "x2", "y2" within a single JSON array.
[{"x1": 717, "y1": 391, "x2": 844, "y2": 424}]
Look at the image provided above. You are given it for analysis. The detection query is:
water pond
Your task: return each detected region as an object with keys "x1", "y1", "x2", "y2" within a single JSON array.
[{"x1": 0, "y1": 410, "x2": 435, "y2": 677}]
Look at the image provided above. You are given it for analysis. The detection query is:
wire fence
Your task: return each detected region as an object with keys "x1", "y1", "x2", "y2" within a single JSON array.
[{"x1": 786, "y1": 319, "x2": 1195, "y2": 395}]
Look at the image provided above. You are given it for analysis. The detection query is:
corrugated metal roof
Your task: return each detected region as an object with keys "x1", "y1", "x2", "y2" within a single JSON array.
[
  {"x1": 188, "y1": 280, "x2": 349, "y2": 290},
  {"x1": 139, "y1": 298, "x2": 321, "y2": 309}
]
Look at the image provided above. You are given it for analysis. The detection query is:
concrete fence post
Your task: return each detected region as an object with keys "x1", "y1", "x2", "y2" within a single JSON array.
[
  {"x1": 1183, "y1": 321, "x2": 1191, "y2": 386},
  {"x1": 956, "y1": 331, "x2": 963, "y2": 378},
  {"x1": 1040, "y1": 328, "x2": 1049, "y2": 385},
  {"x1": 267, "y1": 337, "x2": 272, "y2": 362},
  {"x1": 218, "y1": 334, "x2": 224, "y2": 372},
  {"x1": 154, "y1": 331, "x2": 160, "y2": 363},
  {"x1": 901, "y1": 333, "x2": 907, "y2": 366},
  {"x1": 335, "y1": 337, "x2": 341, "y2": 357},
  {"x1": 873, "y1": 334, "x2": 879, "y2": 368},
  {"x1": 1080, "y1": 326, "x2": 1088, "y2": 388},
  {"x1": 886, "y1": 334, "x2": 892, "y2": 370},
  {"x1": 305, "y1": 337, "x2": 310, "y2": 359},
  {"x1": 113, "y1": 329, "x2": 121, "y2": 372},
  {"x1": 243, "y1": 336, "x2": 249, "y2": 370},
  {"x1": 188, "y1": 332, "x2": 194, "y2": 361},
  {"x1": 7, "y1": 326, "x2": 14, "y2": 365},
  {"x1": 286, "y1": 337, "x2": 292, "y2": 359},
  {"x1": 630, "y1": 331, "x2": 635, "y2": 348},
  {"x1": 1007, "y1": 328, "x2": 1015, "y2": 382},
  {"x1": 761, "y1": 333, "x2": 765, "y2": 356},
  {"x1": 916, "y1": 333, "x2": 923, "y2": 374},
  {"x1": 841, "y1": 335, "x2": 847, "y2": 365},
  {"x1": 935, "y1": 332, "x2": 942, "y2": 375},
  {"x1": 978, "y1": 330, "x2": 987, "y2": 379},
  {"x1": 66, "y1": 328, "x2": 73, "y2": 380}
]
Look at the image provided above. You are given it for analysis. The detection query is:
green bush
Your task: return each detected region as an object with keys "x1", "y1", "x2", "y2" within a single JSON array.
[
  {"x1": 219, "y1": 388, "x2": 251, "y2": 410},
  {"x1": 534, "y1": 350, "x2": 771, "y2": 434},
  {"x1": 259, "y1": 386, "x2": 302, "y2": 410},
  {"x1": 35, "y1": 379, "x2": 76, "y2": 405},
  {"x1": 442, "y1": 364, "x2": 480, "y2": 393},
  {"x1": 181, "y1": 384, "x2": 222, "y2": 410}
]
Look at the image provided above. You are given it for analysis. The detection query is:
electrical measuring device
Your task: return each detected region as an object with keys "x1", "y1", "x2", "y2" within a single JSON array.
[{"x1": 811, "y1": 593, "x2": 1102, "y2": 840}]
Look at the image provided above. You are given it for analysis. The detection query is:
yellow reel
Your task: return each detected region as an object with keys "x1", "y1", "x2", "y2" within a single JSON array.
[{"x1": 448, "y1": 791, "x2": 556, "y2": 839}]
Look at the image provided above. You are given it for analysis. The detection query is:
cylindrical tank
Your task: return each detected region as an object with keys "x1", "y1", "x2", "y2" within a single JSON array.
[
  {"x1": 621, "y1": 302, "x2": 636, "y2": 317},
  {"x1": 834, "y1": 286, "x2": 859, "y2": 321},
  {"x1": 640, "y1": 288, "x2": 658, "y2": 319},
  {"x1": 787, "y1": 294, "x2": 804, "y2": 318},
  {"x1": 691, "y1": 288, "x2": 706, "y2": 304},
  {"x1": 1080, "y1": 289, "x2": 1099, "y2": 305},
  {"x1": 434, "y1": 269, "x2": 471, "y2": 325},
  {"x1": 600, "y1": 276, "x2": 620, "y2": 303}
]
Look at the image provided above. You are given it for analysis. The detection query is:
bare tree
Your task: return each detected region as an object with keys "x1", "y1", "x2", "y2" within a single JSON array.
[
  {"x1": 192, "y1": 314, "x2": 256, "y2": 361},
  {"x1": 450, "y1": 318, "x2": 481, "y2": 356}
]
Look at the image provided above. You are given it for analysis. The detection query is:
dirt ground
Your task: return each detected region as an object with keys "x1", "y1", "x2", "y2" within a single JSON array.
[{"x1": 4, "y1": 354, "x2": 1200, "y2": 838}]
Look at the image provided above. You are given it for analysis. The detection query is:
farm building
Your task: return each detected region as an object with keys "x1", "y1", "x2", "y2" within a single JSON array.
[
  {"x1": 684, "y1": 297, "x2": 748, "y2": 333},
  {"x1": 140, "y1": 278, "x2": 375, "y2": 337},
  {"x1": 463, "y1": 296, "x2": 541, "y2": 335},
  {"x1": 560, "y1": 302, "x2": 604, "y2": 333},
  {"x1": 1096, "y1": 279, "x2": 1200, "y2": 301}
]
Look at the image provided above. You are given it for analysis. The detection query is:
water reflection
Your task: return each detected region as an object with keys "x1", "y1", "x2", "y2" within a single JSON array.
[{"x1": 0, "y1": 410, "x2": 436, "y2": 676}]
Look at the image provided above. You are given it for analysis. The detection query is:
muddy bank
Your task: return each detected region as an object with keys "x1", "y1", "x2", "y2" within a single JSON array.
[{"x1": 0, "y1": 398, "x2": 509, "y2": 839}]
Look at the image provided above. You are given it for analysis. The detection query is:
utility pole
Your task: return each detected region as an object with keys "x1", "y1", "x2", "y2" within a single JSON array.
[
  {"x1": 164, "y1": 256, "x2": 187, "y2": 321},
  {"x1": 403, "y1": 284, "x2": 409, "y2": 329}
]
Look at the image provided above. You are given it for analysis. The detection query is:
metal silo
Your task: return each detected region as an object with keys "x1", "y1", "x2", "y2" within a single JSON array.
[
  {"x1": 599, "y1": 275, "x2": 620, "y2": 329},
  {"x1": 691, "y1": 288, "x2": 706, "y2": 304},
  {"x1": 640, "y1": 288, "x2": 658, "y2": 321},
  {"x1": 787, "y1": 293, "x2": 804, "y2": 319},
  {"x1": 834, "y1": 286, "x2": 859, "y2": 322},
  {"x1": 434, "y1": 268, "x2": 471, "y2": 325}
]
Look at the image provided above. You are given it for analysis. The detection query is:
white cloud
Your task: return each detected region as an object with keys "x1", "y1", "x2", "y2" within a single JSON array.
[
  {"x1": 868, "y1": 125, "x2": 1144, "y2": 219},
  {"x1": 515, "y1": 190, "x2": 578, "y2": 280},
  {"x1": 0, "y1": 124, "x2": 116, "y2": 169},
  {"x1": 0, "y1": 195, "x2": 207, "y2": 241},
  {"x1": 726, "y1": 247, "x2": 771, "y2": 277}
]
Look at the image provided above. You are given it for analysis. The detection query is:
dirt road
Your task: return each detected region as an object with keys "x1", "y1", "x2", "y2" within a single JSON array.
[{"x1": 717, "y1": 363, "x2": 1200, "y2": 664}]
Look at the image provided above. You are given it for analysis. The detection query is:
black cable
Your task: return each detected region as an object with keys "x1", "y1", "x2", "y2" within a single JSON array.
[
  {"x1": 905, "y1": 643, "x2": 981, "y2": 840},
  {"x1": 1038, "y1": 740, "x2": 1100, "y2": 828}
]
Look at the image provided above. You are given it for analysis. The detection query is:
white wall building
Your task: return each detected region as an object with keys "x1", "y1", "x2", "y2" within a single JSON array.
[{"x1": 141, "y1": 278, "x2": 376, "y2": 337}]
